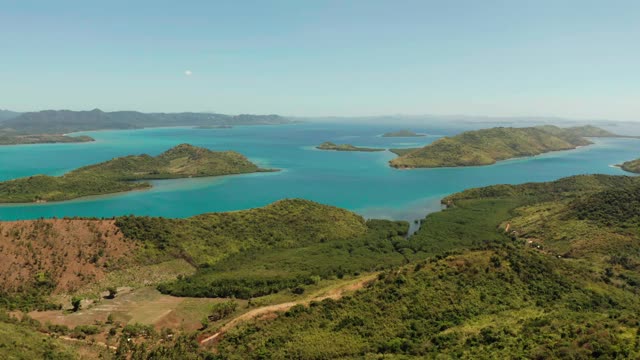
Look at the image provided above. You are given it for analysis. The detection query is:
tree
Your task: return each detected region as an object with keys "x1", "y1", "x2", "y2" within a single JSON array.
[
  {"x1": 71, "y1": 297, "x2": 82, "y2": 312},
  {"x1": 107, "y1": 287, "x2": 117, "y2": 299}
]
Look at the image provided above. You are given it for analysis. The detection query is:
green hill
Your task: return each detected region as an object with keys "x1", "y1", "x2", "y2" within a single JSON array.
[
  {"x1": 214, "y1": 175, "x2": 640, "y2": 359},
  {"x1": 316, "y1": 141, "x2": 384, "y2": 152},
  {"x1": 0, "y1": 144, "x2": 271, "y2": 203},
  {"x1": 116, "y1": 199, "x2": 409, "y2": 299},
  {"x1": 389, "y1": 125, "x2": 604, "y2": 168},
  {"x1": 5, "y1": 174, "x2": 640, "y2": 359}
]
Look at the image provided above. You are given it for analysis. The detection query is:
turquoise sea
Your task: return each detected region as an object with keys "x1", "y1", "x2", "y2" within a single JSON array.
[{"x1": 0, "y1": 122, "x2": 638, "y2": 224}]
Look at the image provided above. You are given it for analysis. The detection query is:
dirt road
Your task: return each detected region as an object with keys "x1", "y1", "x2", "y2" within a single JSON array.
[{"x1": 199, "y1": 273, "x2": 377, "y2": 345}]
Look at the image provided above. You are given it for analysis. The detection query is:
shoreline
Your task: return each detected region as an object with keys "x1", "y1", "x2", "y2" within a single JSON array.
[
  {"x1": 389, "y1": 143, "x2": 592, "y2": 170},
  {"x1": 0, "y1": 169, "x2": 280, "y2": 207}
]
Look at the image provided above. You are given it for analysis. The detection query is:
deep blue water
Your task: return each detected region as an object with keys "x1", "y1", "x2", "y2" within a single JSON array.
[{"x1": 0, "y1": 122, "x2": 638, "y2": 223}]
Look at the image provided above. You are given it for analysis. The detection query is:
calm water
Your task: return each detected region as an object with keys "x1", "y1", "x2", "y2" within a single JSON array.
[{"x1": 0, "y1": 122, "x2": 638, "y2": 224}]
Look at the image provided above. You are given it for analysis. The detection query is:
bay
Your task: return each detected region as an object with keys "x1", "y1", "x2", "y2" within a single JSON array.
[{"x1": 0, "y1": 122, "x2": 638, "y2": 224}]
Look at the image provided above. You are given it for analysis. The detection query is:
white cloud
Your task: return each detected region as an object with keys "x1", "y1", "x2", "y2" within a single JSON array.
[{"x1": 184, "y1": 70, "x2": 192, "y2": 76}]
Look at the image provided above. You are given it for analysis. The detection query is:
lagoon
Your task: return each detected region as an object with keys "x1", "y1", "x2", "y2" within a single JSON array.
[{"x1": 0, "y1": 122, "x2": 638, "y2": 224}]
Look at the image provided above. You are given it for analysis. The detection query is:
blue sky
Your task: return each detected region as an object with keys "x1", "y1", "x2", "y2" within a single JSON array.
[{"x1": 1, "y1": 0, "x2": 638, "y2": 119}]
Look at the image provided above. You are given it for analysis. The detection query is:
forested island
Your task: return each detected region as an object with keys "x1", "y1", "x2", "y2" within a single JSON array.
[
  {"x1": 0, "y1": 134, "x2": 94, "y2": 145},
  {"x1": 316, "y1": 141, "x2": 385, "y2": 152},
  {"x1": 0, "y1": 144, "x2": 272, "y2": 203},
  {"x1": 382, "y1": 130, "x2": 425, "y2": 137},
  {"x1": 194, "y1": 125, "x2": 233, "y2": 129},
  {"x1": 390, "y1": 125, "x2": 616, "y2": 168},
  {"x1": 3, "y1": 174, "x2": 640, "y2": 358}
]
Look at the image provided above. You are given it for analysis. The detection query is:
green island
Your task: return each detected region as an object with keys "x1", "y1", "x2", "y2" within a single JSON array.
[
  {"x1": 0, "y1": 134, "x2": 94, "y2": 145},
  {"x1": 0, "y1": 144, "x2": 272, "y2": 203},
  {"x1": 618, "y1": 158, "x2": 640, "y2": 173},
  {"x1": 316, "y1": 141, "x2": 385, "y2": 152},
  {"x1": 2, "y1": 174, "x2": 640, "y2": 358},
  {"x1": 390, "y1": 125, "x2": 615, "y2": 168},
  {"x1": 382, "y1": 129, "x2": 426, "y2": 137},
  {"x1": 194, "y1": 125, "x2": 233, "y2": 129}
]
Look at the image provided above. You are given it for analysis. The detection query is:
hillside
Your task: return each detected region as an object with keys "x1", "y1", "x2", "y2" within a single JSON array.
[
  {"x1": 389, "y1": 125, "x2": 598, "y2": 168},
  {"x1": 0, "y1": 144, "x2": 270, "y2": 203},
  {"x1": 0, "y1": 219, "x2": 136, "y2": 310},
  {"x1": 316, "y1": 141, "x2": 384, "y2": 152},
  {"x1": 0, "y1": 109, "x2": 292, "y2": 135},
  {"x1": 214, "y1": 174, "x2": 640, "y2": 359},
  {"x1": 619, "y1": 158, "x2": 640, "y2": 173},
  {"x1": 116, "y1": 199, "x2": 409, "y2": 299},
  {"x1": 3, "y1": 176, "x2": 640, "y2": 358}
]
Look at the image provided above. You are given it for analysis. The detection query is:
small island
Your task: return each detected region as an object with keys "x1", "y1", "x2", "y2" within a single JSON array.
[
  {"x1": 389, "y1": 125, "x2": 613, "y2": 169},
  {"x1": 316, "y1": 141, "x2": 385, "y2": 152},
  {"x1": 0, "y1": 144, "x2": 274, "y2": 203},
  {"x1": 0, "y1": 134, "x2": 94, "y2": 145},
  {"x1": 618, "y1": 158, "x2": 640, "y2": 173},
  {"x1": 382, "y1": 130, "x2": 426, "y2": 137},
  {"x1": 194, "y1": 125, "x2": 233, "y2": 129}
]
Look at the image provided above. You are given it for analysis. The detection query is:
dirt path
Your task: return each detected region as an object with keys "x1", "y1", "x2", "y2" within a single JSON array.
[
  {"x1": 57, "y1": 335, "x2": 117, "y2": 350},
  {"x1": 199, "y1": 273, "x2": 377, "y2": 346}
]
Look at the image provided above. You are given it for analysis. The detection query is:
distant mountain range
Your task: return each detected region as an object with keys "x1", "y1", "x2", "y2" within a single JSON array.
[
  {"x1": 0, "y1": 109, "x2": 293, "y2": 135},
  {"x1": 0, "y1": 110, "x2": 20, "y2": 122}
]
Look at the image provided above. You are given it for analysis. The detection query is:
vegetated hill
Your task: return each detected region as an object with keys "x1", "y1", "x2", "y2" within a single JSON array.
[
  {"x1": 0, "y1": 109, "x2": 292, "y2": 135},
  {"x1": 558, "y1": 125, "x2": 618, "y2": 137},
  {"x1": 0, "y1": 144, "x2": 270, "y2": 203},
  {"x1": 389, "y1": 125, "x2": 600, "y2": 168},
  {"x1": 214, "y1": 174, "x2": 640, "y2": 359},
  {"x1": 0, "y1": 219, "x2": 136, "y2": 310},
  {"x1": 619, "y1": 158, "x2": 640, "y2": 174},
  {"x1": 116, "y1": 199, "x2": 410, "y2": 298},
  {"x1": 382, "y1": 130, "x2": 425, "y2": 137},
  {"x1": 4, "y1": 175, "x2": 640, "y2": 358},
  {"x1": 316, "y1": 141, "x2": 385, "y2": 152},
  {"x1": 0, "y1": 198, "x2": 408, "y2": 309}
]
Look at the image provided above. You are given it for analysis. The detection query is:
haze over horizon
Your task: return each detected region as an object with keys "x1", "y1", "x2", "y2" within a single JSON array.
[{"x1": 2, "y1": 0, "x2": 638, "y2": 120}]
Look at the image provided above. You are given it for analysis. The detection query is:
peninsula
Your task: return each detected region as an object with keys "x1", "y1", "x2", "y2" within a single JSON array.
[
  {"x1": 0, "y1": 134, "x2": 94, "y2": 145},
  {"x1": 389, "y1": 125, "x2": 612, "y2": 168},
  {"x1": 316, "y1": 141, "x2": 385, "y2": 152},
  {"x1": 0, "y1": 144, "x2": 273, "y2": 203},
  {"x1": 382, "y1": 130, "x2": 425, "y2": 137},
  {"x1": 619, "y1": 158, "x2": 640, "y2": 173}
]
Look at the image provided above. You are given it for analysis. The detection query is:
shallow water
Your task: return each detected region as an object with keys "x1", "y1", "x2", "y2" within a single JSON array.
[{"x1": 0, "y1": 122, "x2": 638, "y2": 223}]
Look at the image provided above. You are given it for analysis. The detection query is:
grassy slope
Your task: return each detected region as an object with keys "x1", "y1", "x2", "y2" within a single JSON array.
[
  {"x1": 0, "y1": 314, "x2": 80, "y2": 360},
  {"x1": 0, "y1": 144, "x2": 266, "y2": 203},
  {"x1": 389, "y1": 125, "x2": 595, "y2": 168},
  {"x1": 215, "y1": 175, "x2": 640, "y2": 359}
]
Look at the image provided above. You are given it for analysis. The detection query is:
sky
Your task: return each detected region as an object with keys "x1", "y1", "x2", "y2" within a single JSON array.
[{"x1": 1, "y1": 0, "x2": 639, "y2": 120}]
